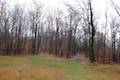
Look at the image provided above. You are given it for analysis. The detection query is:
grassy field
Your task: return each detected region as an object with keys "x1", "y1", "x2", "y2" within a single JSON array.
[{"x1": 0, "y1": 54, "x2": 120, "y2": 80}]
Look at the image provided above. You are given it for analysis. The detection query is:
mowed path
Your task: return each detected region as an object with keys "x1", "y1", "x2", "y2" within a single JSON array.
[{"x1": 0, "y1": 55, "x2": 120, "y2": 80}]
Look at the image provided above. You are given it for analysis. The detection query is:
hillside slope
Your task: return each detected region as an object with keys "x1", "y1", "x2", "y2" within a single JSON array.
[{"x1": 0, "y1": 55, "x2": 119, "y2": 80}]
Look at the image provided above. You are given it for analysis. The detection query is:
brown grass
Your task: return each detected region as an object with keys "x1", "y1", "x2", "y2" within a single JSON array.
[
  {"x1": 0, "y1": 66, "x2": 64, "y2": 80},
  {"x1": 86, "y1": 63, "x2": 120, "y2": 80},
  {"x1": 0, "y1": 68, "x2": 20, "y2": 80}
]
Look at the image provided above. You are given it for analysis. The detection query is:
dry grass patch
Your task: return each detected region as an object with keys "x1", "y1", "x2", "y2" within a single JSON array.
[
  {"x1": 0, "y1": 56, "x2": 29, "y2": 67},
  {"x1": 0, "y1": 66, "x2": 65, "y2": 80},
  {"x1": 0, "y1": 67, "x2": 20, "y2": 80},
  {"x1": 23, "y1": 67, "x2": 64, "y2": 80},
  {"x1": 86, "y1": 63, "x2": 120, "y2": 80}
]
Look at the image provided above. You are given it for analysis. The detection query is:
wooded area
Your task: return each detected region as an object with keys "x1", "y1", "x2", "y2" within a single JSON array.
[{"x1": 0, "y1": 0, "x2": 120, "y2": 64}]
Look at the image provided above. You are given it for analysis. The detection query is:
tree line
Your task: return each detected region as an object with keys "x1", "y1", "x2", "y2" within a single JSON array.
[{"x1": 0, "y1": 0, "x2": 120, "y2": 63}]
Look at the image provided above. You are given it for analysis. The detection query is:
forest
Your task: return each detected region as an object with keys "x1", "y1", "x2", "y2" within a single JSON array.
[
  {"x1": 0, "y1": 0, "x2": 120, "y2": 64},
  {"x1": 1, "y1": 0, "x2": 120, "y2": 80}
]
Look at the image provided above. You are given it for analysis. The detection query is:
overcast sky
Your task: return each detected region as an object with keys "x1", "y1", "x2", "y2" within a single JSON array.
[
  {"x1": 6, "y1": 0, "x2": 111, "y2": 10},
  {"x1": 7, "y1": 0, "x2": 120, "y2": 14},
  {"x1": 7, "y1": 0, "x2": 120, "y2": 31},
  {"x1": 7, "y1": 0, "x2": 120, "y2": 16}
]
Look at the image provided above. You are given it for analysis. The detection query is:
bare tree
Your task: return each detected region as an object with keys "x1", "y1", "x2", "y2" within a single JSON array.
[
  {"x1": 87, "y1": 0, "x2": 96, "y2": 62},
  {"x1": 111, "y1": 0, "x2": 120, "y2": 17},
  {"x1": 54, "y1": 9, "x2": 62, "y2": 56},
  {"x1": 29, "y1": 0, "x2": 43, "y2": 54},
  {"x1": 110, "y1": 17, "x2": 119, "y2": 62},
  {"x1": 78, "y1": 0, "x2": 96, "y2": 62},
  {"x1": 0, "y1": 0, "x2": 11, "y2": 55}
]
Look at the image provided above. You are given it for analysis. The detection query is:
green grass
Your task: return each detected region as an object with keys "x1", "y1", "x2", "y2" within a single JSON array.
[{"x1": 0, "y1": 55, "x2": 119, "y2": 80}]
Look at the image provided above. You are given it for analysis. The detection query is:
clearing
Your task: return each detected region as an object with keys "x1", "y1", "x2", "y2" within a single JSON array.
[{"x1": 0, "y1": 54, "x2": 120, "y2": 80}]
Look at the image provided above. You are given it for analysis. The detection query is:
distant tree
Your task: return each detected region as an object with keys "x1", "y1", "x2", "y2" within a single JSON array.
[
  {"x1": 0, "y1": 0, "x2": 8, "y2": 54},
  {"x1": 29, "y1": 0, "x2": 43, "y2": 54},
  {"x1": 110, "y1": 18, "x2": 119, "y2": 62},
  {"x1": 54, "y1": 9, "x2": 62, "y2": 56}
]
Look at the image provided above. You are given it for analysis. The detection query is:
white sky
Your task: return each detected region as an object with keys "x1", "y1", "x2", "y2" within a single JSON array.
[
  {"x1": 7, "y1": 0, "x2": 120, "y2": 14},
  {"x1": 7, "y1": 0, "x2": 120, "y2": 16},
  {"x1": 7, "y1": 0, "x2": 109, "y2": 10},
  {"x1": 7, "y1": 0, "x2": 120, "y2": 29},
  {"x1": 7, "y1": 0, "x2": 64, "y2": 9}
]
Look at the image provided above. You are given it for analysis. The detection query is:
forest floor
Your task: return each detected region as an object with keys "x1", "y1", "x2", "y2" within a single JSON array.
[{"x1": 0, "y1": 54, "x2": 120, "y2": 80}]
